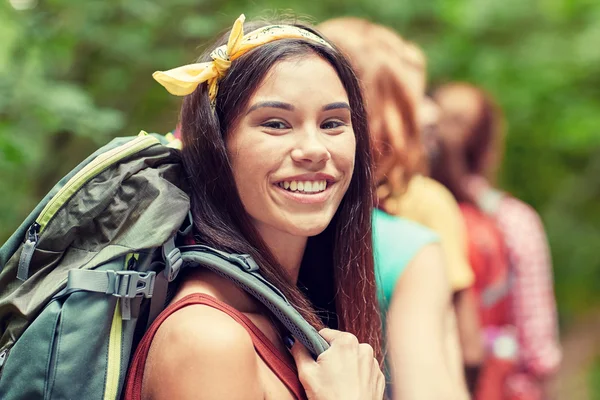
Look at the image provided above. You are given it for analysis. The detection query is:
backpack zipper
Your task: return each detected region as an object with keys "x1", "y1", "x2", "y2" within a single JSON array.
[
  {"x1": 37, "y1": 133, "x2": 159, "y2": 234},
  {"x1": 17, "y1": 223, "x2": 40, "y2": 281},
  {"x1": 17, "y1": 133, "x2": 160, "y2": 281},
  {"x1": 0, "y1": 348, "x2": 8, "y2": 369}
]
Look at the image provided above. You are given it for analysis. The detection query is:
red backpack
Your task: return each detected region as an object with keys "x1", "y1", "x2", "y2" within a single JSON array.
[
  {"x1": 460, "y1": 203, "x2": 512, "y2": 328},
  {"x1": 461, "y1": 202, "x2": 543, "y2": 400}
]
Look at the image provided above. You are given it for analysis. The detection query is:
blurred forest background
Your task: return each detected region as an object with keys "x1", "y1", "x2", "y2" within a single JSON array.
[{"x1": 1, "y1": 0, "x2": 599, "y2": 396}]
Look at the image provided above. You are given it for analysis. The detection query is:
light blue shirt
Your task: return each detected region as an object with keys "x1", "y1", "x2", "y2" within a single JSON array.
[{"x1": 372, "y1": 208, "x2": 440, "y2": 315}]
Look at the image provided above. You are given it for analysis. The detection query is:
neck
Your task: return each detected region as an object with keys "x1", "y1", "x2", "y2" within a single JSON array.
[
  {"x1": 463, "y1": 174, "x2": 491, "y2": 200},
  {"x1": 255, "y1": 225, "x2": 307, "y2": 284},
  {"x1": 437, "y1": 146, "x2": 473, "y2": 203}
]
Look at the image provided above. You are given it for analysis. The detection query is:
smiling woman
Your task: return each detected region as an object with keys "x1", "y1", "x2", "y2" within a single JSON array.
[{"x1": 123, "y1": 15, "x2": 385, "y2": 400}]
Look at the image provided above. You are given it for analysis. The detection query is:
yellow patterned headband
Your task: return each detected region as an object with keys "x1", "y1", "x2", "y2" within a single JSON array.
[{"x1": 152, "y1": 14, "x2": 333, "y2": 102}]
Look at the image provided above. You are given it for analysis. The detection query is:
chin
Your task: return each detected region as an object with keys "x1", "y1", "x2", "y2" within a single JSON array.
[{"x1": 282, "y1": 217, "x2": 332, "y2": 238}]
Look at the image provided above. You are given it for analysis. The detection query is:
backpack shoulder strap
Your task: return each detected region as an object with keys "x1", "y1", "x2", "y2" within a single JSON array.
[{"x1": 178, "y1": 245, "x2": 329, "y2": 358}]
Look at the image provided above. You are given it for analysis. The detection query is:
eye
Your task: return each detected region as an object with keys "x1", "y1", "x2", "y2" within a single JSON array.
[
  {"x1": 321, "y1": 119, "x2": 347, "y2": 130},
  {"x1": 261, "y1": 120, "x2": 290, "y2": 130}
]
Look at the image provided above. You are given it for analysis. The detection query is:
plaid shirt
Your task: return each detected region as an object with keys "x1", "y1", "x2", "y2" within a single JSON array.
[{"x1": 474, "y1": 180, "x2": 562, "y2": 378}]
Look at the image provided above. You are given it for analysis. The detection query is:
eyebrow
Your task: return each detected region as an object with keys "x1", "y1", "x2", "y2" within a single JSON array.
[
  {"x1": 246, "y1": 101, "x2": 295, "y2": 114},
  {"x1": 322, "y1": 102, "x2": 351, "y2": 112},
  {"x1": 246, "y1": 101, "x2": 352, "y2": 115}
]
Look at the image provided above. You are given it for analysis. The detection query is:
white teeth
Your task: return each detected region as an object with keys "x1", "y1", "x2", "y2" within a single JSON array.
[{"x1": 278, "y1": 179, "x2": 328, "y2": 194}]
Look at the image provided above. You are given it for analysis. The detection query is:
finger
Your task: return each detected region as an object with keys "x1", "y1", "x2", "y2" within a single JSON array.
[
  {"x1": 375, "y1": 368, "x2": 386, "y2": 399},
  {"x1": 320, "y1": 329, "x2": 359, "y2": 348},
  {"x1": 317, "y1": 328, "x2": 341, "y2": 343},
  {"x1": 288, "y1": 338, "x2": 315, "y2": 369},
  {"x1": 358, "y1": 343, "x2": 374, "y2": 360},
  {"x1": 369, "y1": 357, "x2": 380, "y2": 392}
]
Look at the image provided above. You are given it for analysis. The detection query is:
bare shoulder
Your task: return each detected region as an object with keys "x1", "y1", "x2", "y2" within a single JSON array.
[
  {"x1": 143, "y1": 303, "x2": 263, "y2": 400},
  {"x1": 407, "y1": 242, "x2": 446, "y2": 275},
  {"x1": 393, "y1": 243, "x2": 450, "y2": 305}
]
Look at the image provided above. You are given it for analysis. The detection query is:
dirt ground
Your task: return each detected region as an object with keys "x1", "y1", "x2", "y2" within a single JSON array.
[{"x1": 549, "y1": 309, "x2": 600, "y2": 400}]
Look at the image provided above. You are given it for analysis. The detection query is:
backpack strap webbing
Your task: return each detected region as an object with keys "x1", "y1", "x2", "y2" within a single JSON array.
[{"x1": 179, "y1": 245, "x2": 330, "y2": 358}]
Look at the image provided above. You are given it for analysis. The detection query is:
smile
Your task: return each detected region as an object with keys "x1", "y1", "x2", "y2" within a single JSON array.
[
  {"x1": 272, "y1": 178, "x2": 335, "y2": 205},
  {"x1": 277, "y1": 180, "x2": 328, "y2": 194}
]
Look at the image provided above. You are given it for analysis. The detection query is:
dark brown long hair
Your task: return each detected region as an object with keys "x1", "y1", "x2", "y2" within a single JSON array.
[
  {"x1": 431, "y1": 83, "x2": 504, "y2": 203},
  {"x1": 318, "y1": 18, "x2": 426, "y2": 201},
  {"x1": 178, "y1": 19, "x2": 382, "y2": 362}
]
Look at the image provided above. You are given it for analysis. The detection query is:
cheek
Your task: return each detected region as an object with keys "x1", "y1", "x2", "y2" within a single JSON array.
[
  {"x1": 228, "y1": 135, "x2": 262, "y2": 200},
  {"x1": 227, "y1": 133, "x2": 284, "y2": 203},
  {"x1": 335, "y1": 133, "x2": 356, "y2": 181}
]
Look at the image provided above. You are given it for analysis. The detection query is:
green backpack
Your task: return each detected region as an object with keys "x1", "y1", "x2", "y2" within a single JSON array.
[{"x1": 0, "y1": 131, "x2": 328, "y2": 399}]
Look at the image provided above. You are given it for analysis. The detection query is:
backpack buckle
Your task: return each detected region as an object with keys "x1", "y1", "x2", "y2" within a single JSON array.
[
  {"x1": 111, "y1": 270, "x2": 156, "y2": 298},
  {"x1": 232, "y1": 254, "x2": 260, "y2": 273},
  {"x1": 162, "y1": 237, "x2": 183, "y2": 282},
  {"x1": 164, "y1": 247, "x2": 183, "y2": 281},
  {"x1": 237, "y1": 254, "x2": 260, "y2": 272}
]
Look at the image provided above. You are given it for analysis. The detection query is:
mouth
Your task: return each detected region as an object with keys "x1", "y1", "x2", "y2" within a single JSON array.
[
  {"x1": 272, "y1": 177, "x2": 336, "y2": 204},
  {"x1": 276, "y1": 179, "x2": 329, "y2": 194}
]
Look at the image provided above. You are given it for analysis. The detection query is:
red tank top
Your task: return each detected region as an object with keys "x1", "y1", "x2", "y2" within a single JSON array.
[{"x1": 124, "y1": 293, "x2": 306, "y2": 400}]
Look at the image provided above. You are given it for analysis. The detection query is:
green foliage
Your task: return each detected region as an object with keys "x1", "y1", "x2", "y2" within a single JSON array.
[
  {"x1": 1, "y1": 0, "x2": 599, "y2": 325},
  {"x1": 592, "y1": 356, "x2": 600, "y2": 400}
]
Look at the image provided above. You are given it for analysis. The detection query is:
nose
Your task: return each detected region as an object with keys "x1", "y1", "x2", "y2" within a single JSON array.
[{"x1": 290, "y1": 128, "x2": 331, "y2": 167}]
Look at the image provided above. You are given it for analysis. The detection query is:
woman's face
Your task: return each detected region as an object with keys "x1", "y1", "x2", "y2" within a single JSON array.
[
  {"x1": 434, "y1": 85, "x2": 482, "y2": 149},
  {"x1": 226, "y1": 54, "x2": 356, "y2": 241}
]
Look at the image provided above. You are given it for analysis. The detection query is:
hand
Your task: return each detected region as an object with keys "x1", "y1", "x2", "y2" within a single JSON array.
[{"x1": 289, "y1": 328, "x2": 385, "y2": 400}]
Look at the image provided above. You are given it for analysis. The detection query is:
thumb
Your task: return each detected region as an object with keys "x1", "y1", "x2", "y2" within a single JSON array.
[{"x1": 287, "y1": 336, "x2": 315, "y2": 369}]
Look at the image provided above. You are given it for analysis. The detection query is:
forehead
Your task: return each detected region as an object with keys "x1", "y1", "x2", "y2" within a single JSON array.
[
  {"x1": 249, "y1": 53, "x2": 349, "y2": 104},
  {"x1": 420, "y1": 96, "x2": 440, "y2": 123},
  {"x1": 435, "y1": 86, "x2": 482, "y2": 120}
]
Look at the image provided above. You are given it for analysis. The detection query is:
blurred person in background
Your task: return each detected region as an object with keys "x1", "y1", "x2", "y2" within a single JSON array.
[
  {"x1": 415, "y1": 94, "x2": 486, "y2": 395},
  {"x1": 319, "y1": 18, "x2": 470, "y2": 400},
  {"x1": 378, "y1": 42, "x2": 485, "y2": 394},
  {"x1": 431, "y1": 82, "x2": 562, "y2": 400}
]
